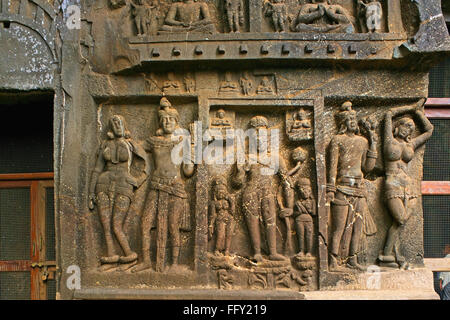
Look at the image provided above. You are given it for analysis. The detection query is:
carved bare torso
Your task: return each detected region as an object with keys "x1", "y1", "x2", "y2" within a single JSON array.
[
  {"x1": 331, "y1": 134, "x2": 368, "y2": 180},
  {"x1": 167, "y1": 2, "x2": 209, "y2": 26},
  {"x1": 146, "y1": 136, "x2": 183, "y2": 179},
  {"x1": 385, "y1": 139, "x2": 414, "y2": 174}
]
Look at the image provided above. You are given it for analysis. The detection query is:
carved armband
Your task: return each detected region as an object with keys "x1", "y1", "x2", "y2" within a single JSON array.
[
  {"x1": 366, "y1": 149, "x2": 378, "y2": 159},
  {"x1": 326, "y1": 184, "x2": 336, "y2": 193}
]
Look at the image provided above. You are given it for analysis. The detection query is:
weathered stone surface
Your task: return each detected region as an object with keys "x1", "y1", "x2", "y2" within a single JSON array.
[{"x1": 0, "y1": 0, "x2": 449, "y2": 299}]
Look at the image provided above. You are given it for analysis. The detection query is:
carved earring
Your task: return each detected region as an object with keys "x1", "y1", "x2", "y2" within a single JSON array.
[{"x1": 393, "y1": 127, "x2": 399, "y2": 137}]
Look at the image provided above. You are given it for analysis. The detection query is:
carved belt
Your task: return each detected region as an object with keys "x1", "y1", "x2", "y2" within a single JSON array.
[{"x1": 150, "y1": 176, "x2": 187, "y2": 199}]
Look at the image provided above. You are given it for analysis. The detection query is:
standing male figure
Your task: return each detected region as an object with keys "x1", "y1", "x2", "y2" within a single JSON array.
[
  {"x1": 132, "y1": 97, "x2": 195, "y2": 273},
  {"x1": 225, "y1": 0, "x2": 244, "y2": 32},
  {"x1": 327, "y1": 102, "x2": 377, "y2": 271}
]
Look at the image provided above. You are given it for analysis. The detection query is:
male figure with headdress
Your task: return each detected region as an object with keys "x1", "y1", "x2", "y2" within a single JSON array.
[
  {"x1": 326, "y1": 101, "x2": 377, "y2": 271},
  {"x1": 132, "y1": 97, "x2": 195, "y2": 273},
  {"x1": 159, "y1": 0, "x2": 216, "y2": 33}
]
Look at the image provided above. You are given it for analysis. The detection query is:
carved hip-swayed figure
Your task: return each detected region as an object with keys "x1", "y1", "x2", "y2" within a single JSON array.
[
  {"x1": 159, "y1": 0, "x2": 216, "y2": 33},
  {"x1": 232, "y1": 116, "x2": 286, "y2": 262},
  {"x1": 378, "y1": 99, "x2": 433, "y2": 268},
  {"x1": 208, "y1": 178, "x2": 235, "y2": 256},
  {"x1": 132, "y1": 97, "x2": 195, "y2": 273},
  {"x1": 292, "y1": 0, "x2": 355, "y2": 33},
  {"x1": 89, "y1": 115, "x2": 148, "y2": 267},
  {"x1": 326, "y1": 102, "x2": 377, "y2": 271}
]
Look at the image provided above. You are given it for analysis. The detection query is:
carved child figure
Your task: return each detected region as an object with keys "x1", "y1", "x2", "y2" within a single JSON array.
[
  {"x1": 264, "y1": 0, "x2": 288, "y2": 32},
  {"x1": 225, "y1": 0, "x2": 244, "y2": 33},
  {"x1": 293, "y1": 178, "x2": 316, "y2": 257},
  {"x1": 208, "y1": 178, "x2": 235, "y2": 256}
]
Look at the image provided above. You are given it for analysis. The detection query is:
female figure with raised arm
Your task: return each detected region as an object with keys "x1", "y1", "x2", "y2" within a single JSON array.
[{"x1": 379, "y1": 99, "x2": 433, "y2": 268}]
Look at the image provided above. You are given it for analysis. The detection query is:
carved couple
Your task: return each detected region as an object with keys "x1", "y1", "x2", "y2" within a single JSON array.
[
  {"x1": 327, "y1": 100, "x2": 433, "y2": 271},
  {"x1": 89, "y1": 97, "x2": 195, "y2": 272}
]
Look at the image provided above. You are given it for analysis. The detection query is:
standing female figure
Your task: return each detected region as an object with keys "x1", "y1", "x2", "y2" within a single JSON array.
[
  {"x1": 379, "y1": 99, "x2": 433, "y2": 268},
  {"x1": 89, "y1": 115, "x2": 148, "y2": 267}
]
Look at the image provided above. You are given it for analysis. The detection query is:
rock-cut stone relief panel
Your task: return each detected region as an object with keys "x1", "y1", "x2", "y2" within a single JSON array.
[
  {"x1": 107, "y1": 0, "x2": 405, "y2": 36},
  {"x1": 324, "y1": 99, "x2": 433, "y2": 275},
  {"x1": 378, "y1": 99, "x2": 433, "y2": 270},
  {"x1": 204, "y1": 101, "x2": 320, "y2": 291},
  {"x1": 89, "y1": 97, "x2": 198, "y2": 274},
  {"x1": 86, "y1": 89, "x2": 433, "y2": 292}
]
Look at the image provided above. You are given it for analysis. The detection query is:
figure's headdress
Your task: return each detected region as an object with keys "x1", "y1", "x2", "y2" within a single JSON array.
[
  {"x1": 336, "y1": 101, "x2": 358, "y2": 134},
  {"x1": 158, "y1": 97, "x2": 180, "y2": 122}
]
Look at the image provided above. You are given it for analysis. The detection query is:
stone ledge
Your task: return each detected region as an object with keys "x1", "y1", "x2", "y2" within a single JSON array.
[
  {"x1": 73, "y1": 288, "x2": 306, "y2": 300},
  {"x1": 303, "y1": 289, "x2": 439, "y2": 300}
]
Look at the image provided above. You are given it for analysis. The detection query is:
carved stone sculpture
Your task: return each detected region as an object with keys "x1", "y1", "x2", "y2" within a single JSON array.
[
  {"x1": 256, "y1": 76, "x2": 274, "y2": 94},
  {"x1": 144, "y1": 73, "x2": 160, "y2": 92},
  {"x1": 132, "y1": 97, "x2": 195, "y2": 273},
  {"x1": 211, "y1": 109, "x2": 232, "y2": 127},
  {"x1": 225, "y1": 0, "x2": 244, "y2": 33},
  {"x1": 292, "y1": 0, "x2": 355, "y2": 33},
  {"x1": 357, "y1": 0, "x2": 382, "y2": 33},
  {"x1": 326, "y1": 102, "x2": 377, "y2": 272},
  {"x1": 131, "y1": 0, "x2": 156, "y2": 36},
  {"x1": 89, "y1": 115, "x2": 149, "y2": 269},
  {"x1": 264, "y1": 0, "x2": 287, "y2": 33},
  {"x1": 208, "y1": 177, "x2": 235, "y2": 256},
  {"x1": 378, "y1": 99, "x2": 433, "y2": 269},
  {"x1": 239, "y1": 72, "x2": 253, "y2": 96},
  {"x1": 232, "y1": 116, "x2": 286, "y2": 262},
  {"x1": 293, "y1": 178, "x2": 316, "y2": 257},
  {"x1": 163, "y1": 72, "x2": 181, "y2": 93},
  {"x1": 184, "y1": 73, "x2": 196, "y2": 93},
  {"x1": 219, "y1": 72, "x2": 240, "y2": 93},
  {"x1": 159, "y1": 0, "x2": 217, "y2": 33}
]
